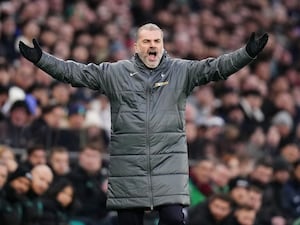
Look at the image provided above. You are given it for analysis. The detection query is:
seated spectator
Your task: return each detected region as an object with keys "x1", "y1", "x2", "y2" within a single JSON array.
[
  {"x1": 68, "y1": 143, "x2": 113, "y2": 225},
  {"x1": 0, "y1": 161, "x2": 8, "y2": 189},
  {"x1": 281, "y1": 160, "x2": 300, "y2": 221},
  {"x1": 19, "y1": 145, "x2": 47, "y2": 171},
  {"x1": 280, "y1": 144, "x2": 300, "y2": 165},
  {"x1": 0, "y1": 100, "x2": 32, "y2": 148},
  {"x1": 0, "y1": 145, "x2": 18, "y2": 173},
  {"x1": 22, "y1": 165, "x2": 53, "y2": 225},
  {"x1": 228, "y1": 176, "x2": 250, "y2": 208},
  {"x1": 67, "y1": 103, "x2": 86, "y2": 130},
  {"x1": 270, "y1": 157, "x2": 291, "y2": 213},
  {"x1": 187, "y1": 193, "x2": 232, "y2": 225},
  {"x1": 229, "y1": 205, "x2": 257, "y2": 225},
  {"x1": 4, "y1": 166, "x2": 31, "y2": 225},
  {"x1": 189, "y1": 158, "x2": 214, "y2": 206},
  {"x1": 40, "y1": 178, "x2": 79, "y2": 225},
  {"x1": 0, "y1": 161, "x2": 23, "y2": 225},
  {"x1": 211, "y1": 162, "x2": 231, "y2": 194},
  {"x1": 26, "y1": 103, "x2": 65, "y2": 150},
  {"x1": 48, "y1": 146, "x2": 70, "y2": 182}
]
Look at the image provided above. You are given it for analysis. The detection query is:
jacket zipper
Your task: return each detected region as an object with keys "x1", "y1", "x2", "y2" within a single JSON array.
[{"x1": 146, "y1": 70, "x2": 154, "y2": 210}]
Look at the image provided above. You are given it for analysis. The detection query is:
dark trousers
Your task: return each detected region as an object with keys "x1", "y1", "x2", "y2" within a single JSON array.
[{"x1": 117, "y1": 204, "x2": 185, "y2": 225}]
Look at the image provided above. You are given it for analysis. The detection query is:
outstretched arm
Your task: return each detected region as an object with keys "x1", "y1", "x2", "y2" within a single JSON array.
[
  {"x1": 185, "y1": 32, "x2": 268, "y2": 91},
  {"x1": 19, "y1": 39, "x2": 108, "y2": 91}
]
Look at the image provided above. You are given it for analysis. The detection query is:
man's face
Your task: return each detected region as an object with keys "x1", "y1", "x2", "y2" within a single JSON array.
[
  {"x1": 230, "y1": 187, "x2": 249, "y2": 206},
  {"x1": 28, "y1": 149, "x2": 46, "y2": 166},
  {"x1": 50, "y1": 152, "x2": 70, "y2": 175},
  {"x1": 235, "y1": 209, "x2": 256, "y2": 225},
  {"x1": 11, "y1": 108, "x2": 30, "y2": 127},
  {"x1": 248, "y1": 190, "x2": 262, "y2": 211},
  {"x1": 212, "y1": 165, "x2": 231, "y2": 187},
  {"x1": 252, "y1": 165, "x2": 273, "y2": 185},
  {"x1": 79, "y1": 148, "x2": 102, "y2": 174},
  {"x1": 209, "y1": 199, "x2": 231, "y2": 221},
  {"x1": 193, "y1": 160, "x2": 214, "y2": 184},
  {"x1": 135, "y1": 29, "x2": 164, "y2": 68},
  {"x1": 31, "y1": 166, "x2": 53, "y2": 195}
]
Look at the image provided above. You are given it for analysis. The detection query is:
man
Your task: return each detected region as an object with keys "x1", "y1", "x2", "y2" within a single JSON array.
[
  {"x1": 211, "y1": 162, "x2": 231, "y2": 194},
  {"x1": 48, "y1": 146, "x2": 70, "y2": 182},
  {"x1": 21, "y1": 165, "x2": 53, "y2": 225},
  {"x1": 19, "y1": 23, "x2": 268, "y2": 225},
  {"x1": 0, "y1": 100, "x2": 32, "y2": 148},
  {"x1": 25, "y1": 103, "x2": 65, "y2": 150},
  {"x1": 189, "y1": 157, "x2": 214, "y2": 206},
  {"x1": 19, "y1": 145, "x2": 47, "y2": 171},
  {"x1": 4, "y1": 166, "x2": 32, "y2": 225},
  {"x1": 230, "y1": 205, "x2": 257, "y2": 225},
  {"x1": 68, "y1": 143, "x2": 113, "y2": 225},
  {"x1": 228, "y1": 176, "x2": 250, "y2": 208},
  {"x1": 187, "y1": 193, "x2": 232, "y2": 225}
]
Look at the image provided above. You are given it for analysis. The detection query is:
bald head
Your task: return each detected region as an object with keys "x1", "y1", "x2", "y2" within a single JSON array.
[{"x1": 31, "y1": 164, "x2": 53, "y2": 195}]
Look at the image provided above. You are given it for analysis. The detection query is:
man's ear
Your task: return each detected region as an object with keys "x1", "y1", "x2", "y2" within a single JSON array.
[{"x1": 134, "y1": 42, "x2": 137, "y2": 53}]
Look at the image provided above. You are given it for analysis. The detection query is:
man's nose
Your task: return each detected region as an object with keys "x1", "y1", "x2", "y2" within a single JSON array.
[{"x1": 149, "y1": 41, "x2": 156, "y2": 47}]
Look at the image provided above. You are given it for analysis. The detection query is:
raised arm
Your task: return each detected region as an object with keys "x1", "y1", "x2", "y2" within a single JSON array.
[
  {"x1": 19, "y1": 39, "x2": 108, "y2": 91},
  {"x1": 186, "y1": 32, "x2": 268, "y2": 90}
]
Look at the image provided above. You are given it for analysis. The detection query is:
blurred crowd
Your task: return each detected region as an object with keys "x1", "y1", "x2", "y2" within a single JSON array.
[{"x1": 1, "y1": 0, "x2": 300, "y2": 225}]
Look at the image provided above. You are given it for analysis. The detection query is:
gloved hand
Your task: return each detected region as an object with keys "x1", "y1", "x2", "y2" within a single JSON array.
[
  {"x1": 19, "y1": 39, "x2": 42, "y2": 64},
  {"x1": 245, "y1": 32, "x2": 269, "y2": 58}
]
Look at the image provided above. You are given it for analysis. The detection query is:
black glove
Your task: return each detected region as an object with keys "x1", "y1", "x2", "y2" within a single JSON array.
[
  {"x1": 245, "y1": 32, "x2": 269, "y2": 58},
  {"x1": 19, "y1": 39, "x2": 42, "y2": 64}
]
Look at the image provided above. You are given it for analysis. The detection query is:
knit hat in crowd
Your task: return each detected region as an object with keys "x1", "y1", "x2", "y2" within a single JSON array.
[
  {"x1": 228, "y1": 176, "x2": 249, "y2": 191},
  {"x1": 272, "y1": 156, "x2": 291, "y2": 172}
]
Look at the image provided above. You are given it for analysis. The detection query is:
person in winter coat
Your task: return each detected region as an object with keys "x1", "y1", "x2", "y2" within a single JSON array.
[
  {"x1": 40, "y1": 178, "x2": 78, "y2": 225},
  {"x1": 19, "y1": 23, "x2": 268, "y2": 225},
  {"x1": 68, "y1": 144, "x2": 113, "y2": 225},
  {"x1": 187, "y1": 193, "x2": 232, "y2": 225},
  {"x1": 0, "y1": 161, "x2": 12, "y2": 225},
  {"x1": 21, "y1": 164, "x2": 53, "y2": 225},
  {"x1": 281, "y1": 160, "x2": 300, "y2": 222},
  {"x1": 4, "y1": 165, "x2": 31, "y2": 225}
]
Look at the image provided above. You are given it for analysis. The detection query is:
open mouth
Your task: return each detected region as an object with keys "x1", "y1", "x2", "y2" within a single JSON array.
[{"x1": 148, "y1": 50, "x2": 157, "y2": 61}]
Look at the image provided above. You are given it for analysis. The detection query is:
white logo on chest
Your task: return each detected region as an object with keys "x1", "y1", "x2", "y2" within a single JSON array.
[{"x1": 129, "y1": 72, "x2": 138, "y2": 76}]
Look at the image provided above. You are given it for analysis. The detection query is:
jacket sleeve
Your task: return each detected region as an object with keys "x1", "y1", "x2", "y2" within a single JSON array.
[
  {"x1": 185, "y1": 47, "x2": 254, "y2": 93},
  {"x1": 36, "y1": 52, "x2": 109, "y2": 92}
]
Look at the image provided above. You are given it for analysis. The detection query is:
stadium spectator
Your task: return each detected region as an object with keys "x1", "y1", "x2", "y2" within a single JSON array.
[
  {"x1": 26, "y1": 104, "x2": 65, "y2": 149},
  {"x1": 48, "y1": 146, "x2": 70, "y2": 182},
  {"x1": 4, "y1": 166, "x2": 31, "y2": 225},
  {"x1": 228, "y1": 176, "x2": 250, "y2": 209},
  {"x1": 189, "y1": 158, "x2": 214, "y2": 206},
  {"x1": 19, "y1": 145, "x2": 47, "y2": 171},
  {"x1": 68, "y1": 144, "x2": 113, "y2": 225},
  {"x1": 281, "y1": 160, "x2": 300, "y2": 221},
  {"x1": 21, "y1": 164, "x2": 53, "y2": 225},
  {"x1": 187, "y1": 193, "x2": 232, "y2": 225},
  {"x1": 40, "y1": 178, "x2": 78, "y2": 225},
  {"x1": 228, "y1": 205, "x2": 257, "y2": 225},
  {"x1": 211, "y1": 162, "x2": 231, "y2": 194},
  {"x1": 0, "y1": 100, "x2": 32, "y2": 148},
  {"x1": 0, "y1": 145, "x2": 18, "y2": 173}
]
